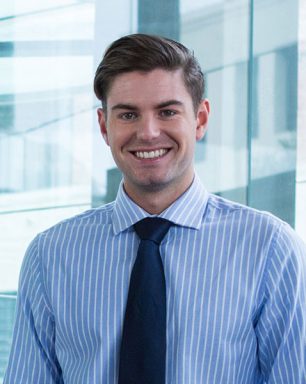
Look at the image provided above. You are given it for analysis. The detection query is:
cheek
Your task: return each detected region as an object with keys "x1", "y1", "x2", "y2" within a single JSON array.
[{"x1": 107, "y1": 131, "x2": 127, "y2": 154}]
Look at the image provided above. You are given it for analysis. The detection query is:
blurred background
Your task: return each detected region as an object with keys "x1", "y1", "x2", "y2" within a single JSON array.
[{"x1": 0, "y1": 0, "x2": 305, "y2": 380}]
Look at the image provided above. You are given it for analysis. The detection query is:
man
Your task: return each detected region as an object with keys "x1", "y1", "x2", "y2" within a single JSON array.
[{"x1": 4, "y1": 34, "x2": 306, "y2": 383}]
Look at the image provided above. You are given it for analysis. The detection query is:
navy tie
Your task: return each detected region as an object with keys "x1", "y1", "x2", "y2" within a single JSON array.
[{"x1": 118, "y1": 217, "x2": 173, "y2": 384}]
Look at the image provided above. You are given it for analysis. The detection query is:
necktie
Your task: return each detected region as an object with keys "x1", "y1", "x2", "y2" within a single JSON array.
[{"x1": 118, "y1": 217, "x2": 173, "y2": 384}]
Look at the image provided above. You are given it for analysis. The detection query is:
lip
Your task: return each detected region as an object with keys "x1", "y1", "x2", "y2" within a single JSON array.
[
  {"x1": 128, "y1": 148, "x2": 171, "y2": 162},
  {"x1": 128, "y1": 146, "x2": 171, "y2": 152}
]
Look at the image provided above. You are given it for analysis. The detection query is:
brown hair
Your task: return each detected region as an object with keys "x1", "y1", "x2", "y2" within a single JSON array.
[{"x1": 93, "y1": 33, "x2": 205, "y2": 113}]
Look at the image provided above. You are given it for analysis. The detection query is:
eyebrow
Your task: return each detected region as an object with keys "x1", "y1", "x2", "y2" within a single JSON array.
[
  {"x1": 111, "y1": 103, "x2": 138, "y2": 111},
  {"x1": 111, "y1": 100, "x2": 183, "y2": 111},
  {"x1": 156, "y1": 100, "x2": 183, "y2": 109}
]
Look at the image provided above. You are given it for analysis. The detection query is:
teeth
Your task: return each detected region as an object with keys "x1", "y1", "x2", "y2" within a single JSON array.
[{"x1": 135, "y1": 149, "x2": 167, "y2": 159}]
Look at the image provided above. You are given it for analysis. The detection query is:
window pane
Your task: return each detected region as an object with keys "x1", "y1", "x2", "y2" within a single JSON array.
[
  {"x1": 0, "y1": 1, "x2": 95, "y2": 378},
  {"x1": 249, "y1": 0, "x2": 298, "y2": 226}
]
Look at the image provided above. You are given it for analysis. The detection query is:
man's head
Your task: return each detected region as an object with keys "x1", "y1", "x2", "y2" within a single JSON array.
[
  {"x1": 94, "y1": 34, "x2": 205, "y2": 114},
  {"x1": 95, "y1": 34, "x2": 210, "y2": 214}
]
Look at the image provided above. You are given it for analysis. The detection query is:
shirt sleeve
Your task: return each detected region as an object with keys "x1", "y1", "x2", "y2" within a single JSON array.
[
  {"x1": 255, "y1": 222, "x2": 306, "y2": 383},
  {"x1": 3, "y1": 235, "x2": 63, "y2": 384}
]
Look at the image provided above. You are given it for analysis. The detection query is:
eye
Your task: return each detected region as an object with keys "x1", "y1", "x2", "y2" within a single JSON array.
[
  {"x1": 159, "y1": 109, "x2": 177, "y2": 118},
  {"x1": 119, "y1": 112, "x2": 138, "y2": 120}
]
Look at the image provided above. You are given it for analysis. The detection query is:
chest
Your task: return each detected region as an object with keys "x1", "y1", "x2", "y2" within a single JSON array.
[{"x1": 44, "y1": 229, "x2": 265, "y2": 383}]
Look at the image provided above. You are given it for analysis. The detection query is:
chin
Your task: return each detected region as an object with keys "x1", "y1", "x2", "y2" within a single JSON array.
[{"x1": 134, "y1": 177, "x2": 171, "y2": 192}]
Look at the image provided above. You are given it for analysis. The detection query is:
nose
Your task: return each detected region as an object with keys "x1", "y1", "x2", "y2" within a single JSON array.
[{"x1": 136, "y1": 115, "x2": 160, "y2": 141}]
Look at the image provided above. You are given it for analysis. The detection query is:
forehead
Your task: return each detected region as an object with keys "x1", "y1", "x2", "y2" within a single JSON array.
[{"x1": 106, "y1": 68, "x2": 192, "y2": 108}]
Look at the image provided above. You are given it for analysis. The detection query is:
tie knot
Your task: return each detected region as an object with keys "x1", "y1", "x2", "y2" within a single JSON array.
[{"x1": 134, "y1": 217, "x2": 173, "y2": 245}]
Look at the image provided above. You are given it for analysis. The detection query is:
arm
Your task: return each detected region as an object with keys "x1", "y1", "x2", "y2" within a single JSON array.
[
  {"x1": 255, "y1": 223, "x2": 306, "y2": 383},
  {"x1": 4, "y1": 236, "x2": 63, "y2": 384}
]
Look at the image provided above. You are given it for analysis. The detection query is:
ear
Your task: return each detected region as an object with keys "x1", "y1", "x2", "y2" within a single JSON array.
[
  {"x1": 195, "y1": 99, "x2": 210, "y2": 141},
  {"x1": 97, "y1": 108, "x2": 109, "y2": 146}
]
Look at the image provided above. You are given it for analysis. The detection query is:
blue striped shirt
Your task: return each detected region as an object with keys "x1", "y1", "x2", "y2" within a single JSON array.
[{"x1": 4, "y1": 175, "x2": 306, "y2": 383}]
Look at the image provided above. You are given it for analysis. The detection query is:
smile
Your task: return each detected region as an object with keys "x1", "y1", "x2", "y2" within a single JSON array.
[{"x1": 134, "y1": 149, "x2": 168, "y2": 159}]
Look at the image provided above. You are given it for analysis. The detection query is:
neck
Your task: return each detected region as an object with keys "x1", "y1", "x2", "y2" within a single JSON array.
[{"x1": 123, "y1": 176, "x2": 194, "y2": 215}]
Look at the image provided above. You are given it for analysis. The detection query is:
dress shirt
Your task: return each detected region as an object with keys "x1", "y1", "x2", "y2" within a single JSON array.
[{"x1": 4, "y1": 175, "x2": 306, "y2": 384}]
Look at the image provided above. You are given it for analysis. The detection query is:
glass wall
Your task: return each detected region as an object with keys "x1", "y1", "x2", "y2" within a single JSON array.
[
  {"x1": 0, "y1": 0, "x2": 305, "y2": 380},
  {"x1": 181, "y1": 0, "x2": 250, "y2": 204},
  {"x1": 0, "y1": 0, "x2": 95, "y2": 378},
  {"x1": 249, "y1": 0, "x2": 299, "y2": 226}
]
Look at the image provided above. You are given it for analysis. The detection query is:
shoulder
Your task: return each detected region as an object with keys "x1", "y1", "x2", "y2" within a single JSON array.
[
  {"x1": 31, "y1": 201, "x2": 116, "y2": 249},
  {"x1": 206, "y1": 193, "x2": 282, "y2": 230},
  {"x1": 20, "y1": 202, "x2": 117, "y2": 278},
  {"x1": 206, "y1": 193, "x2": 306, "y2": 285},
  {"x1": 205, "y1": 193, "x2": 306, "y2": 255},
  {"x1": 45, "y1": 201, "x2": 114, "y2": 231}
]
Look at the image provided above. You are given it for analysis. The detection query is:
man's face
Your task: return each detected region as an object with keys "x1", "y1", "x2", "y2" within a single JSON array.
[{"x1": 98, "y1": 68, "x2": 210, "y2": 203}]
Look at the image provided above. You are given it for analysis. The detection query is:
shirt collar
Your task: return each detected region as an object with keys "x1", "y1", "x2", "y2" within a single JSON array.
[{"x1": 112, "y1": 174, "x2": 209, "y2": 235}]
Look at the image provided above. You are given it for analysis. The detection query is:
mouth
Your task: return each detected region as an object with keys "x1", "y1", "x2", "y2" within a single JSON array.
[{"x1": 132, "y1": 148, "x2": 169, "y2": 159}]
